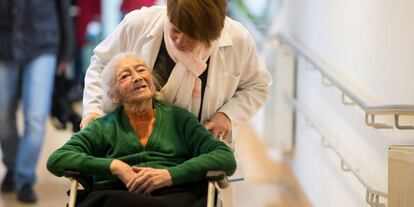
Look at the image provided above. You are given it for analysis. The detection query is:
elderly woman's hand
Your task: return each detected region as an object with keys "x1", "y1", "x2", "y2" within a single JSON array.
[
  {"x1": 109, "y1": 159, "x2": 136, "y2": 185},
  {"x1": 126, "y1": 167, "x2": 172, "y2": 195},
  {"x1": 204, "y1": 112, "x2": 232, "y2": 141},
  {"x1": 80, "y1": 112, "x2": 102, "y2": 130}
]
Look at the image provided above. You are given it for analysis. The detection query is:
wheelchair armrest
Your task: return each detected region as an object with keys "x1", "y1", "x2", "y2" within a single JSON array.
[
  {"x1": 63, "y1": 170, "x2": 80, "y2": 178},
  {"x1": 63, "y1": 170, "x2": 92, "y2": 190},
  {"x1": 206, "y1": 171, "x2": 229, "y2": 188}
]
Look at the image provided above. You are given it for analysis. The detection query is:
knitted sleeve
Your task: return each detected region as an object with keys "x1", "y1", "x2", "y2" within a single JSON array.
[{"x1": 167, "y1": 110, "x2": 237, "y2": 185}]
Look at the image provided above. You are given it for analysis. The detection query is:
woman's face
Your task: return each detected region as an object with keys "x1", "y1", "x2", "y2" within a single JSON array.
[
  {"x1": 168, "y1": 21, "x2": 201, "y2": 52},
  {"x1": 115, "y1": 56, "x2": 155, "y2": 104}
]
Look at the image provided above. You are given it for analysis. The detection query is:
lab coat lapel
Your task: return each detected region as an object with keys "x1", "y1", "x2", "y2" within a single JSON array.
[{"x1": 201, "y1": 28, "x2": 233, "y2": 123}]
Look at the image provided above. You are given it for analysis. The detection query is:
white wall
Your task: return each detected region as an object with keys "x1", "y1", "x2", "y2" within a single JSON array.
[{"x1": 269, "y1": 0, "x2": 414, "y2": 206}]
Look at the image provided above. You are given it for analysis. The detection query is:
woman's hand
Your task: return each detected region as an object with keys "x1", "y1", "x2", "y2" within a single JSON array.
[
  {"x1": 109, "y1": 159, "x2": 136, "y2": 185},
  {"x1": 80, "y1": 112, "x2": 102, "y2": 130},
  {"x1": 204, "y1": 112, "x2": 232, "y2": 141},
  {"x1": 126, "y1": 167, "x2": 172, "y2": 195},
  {"x1": 56, "y1": 61, "x2": 70, "y2": 76}
]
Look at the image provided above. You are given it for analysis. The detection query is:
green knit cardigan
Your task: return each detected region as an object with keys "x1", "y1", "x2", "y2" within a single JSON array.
[{"x1": 47, "y1": 102, "x2": 236, "y2": 188}]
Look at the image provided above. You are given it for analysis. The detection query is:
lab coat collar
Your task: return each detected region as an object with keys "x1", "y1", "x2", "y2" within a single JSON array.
[
  {"x1": 146, "y1": 12, "x2": 165, "y2": 39},
  {"x1": 142, "y1": 12, "x2": 165, "y2": 68},
  {"x1": 217, "y1": 26, "x2": 233, "y2": 48}
]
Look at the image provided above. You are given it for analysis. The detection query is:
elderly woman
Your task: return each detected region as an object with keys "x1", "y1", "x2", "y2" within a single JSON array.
[{"x1": 47, "y1": 53, "x2": 236, "y2": 207}]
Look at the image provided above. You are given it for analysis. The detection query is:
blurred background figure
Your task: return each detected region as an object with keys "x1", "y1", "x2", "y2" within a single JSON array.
[
  {"x1": 120, "y1": 0, "x2": 156, "y2": 16},
  {"x1": 0, "y1": 0, "x2": 73, "y2": 203},
  {"x1": 72, "y1": 0, "x2": 101, "y2": 91},
  {"x1": 49, "y1": 0, "x2": 102, "y2": 133}
]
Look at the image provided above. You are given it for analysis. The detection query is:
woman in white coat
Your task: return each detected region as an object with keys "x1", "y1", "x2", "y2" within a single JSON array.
[{"x1": 81, "y1": 0, "x2": 272, "y2": 142}]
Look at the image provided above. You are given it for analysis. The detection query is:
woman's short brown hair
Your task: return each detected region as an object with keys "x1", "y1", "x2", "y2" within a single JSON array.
[{"x1": 167, "y1": 0, "x2": 227, "y2": 47}]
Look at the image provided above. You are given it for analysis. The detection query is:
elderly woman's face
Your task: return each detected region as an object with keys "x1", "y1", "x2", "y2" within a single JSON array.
[{"x1": 115, "y1": 56, "x2": 155, "y2": 104}]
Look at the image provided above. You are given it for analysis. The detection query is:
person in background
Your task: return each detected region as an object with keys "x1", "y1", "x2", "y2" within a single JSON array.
[
  {"x1": 0, "y1": 0, "x2": 73, "y2": 203},
  {"x1": 120, "y1": 0, "x2": 156, "y2": 16},
  {"x1": 73, "y1": 0, "x2": 102, "y2": 89},
  {"x1": 81, "y1": 0, "x2": 272, "y2": 143},
  {"x1": 47, "y1": 53, "x2": 236, "y2": 206}
]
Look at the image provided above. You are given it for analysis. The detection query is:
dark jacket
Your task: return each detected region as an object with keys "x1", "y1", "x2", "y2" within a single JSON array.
[{"x1": 0, "y1": 0, "x2": 73, "y2": 63}]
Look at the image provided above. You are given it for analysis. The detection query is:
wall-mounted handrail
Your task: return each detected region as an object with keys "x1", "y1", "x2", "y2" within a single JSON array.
[
  {"x1": 289, "y1": 97, "x2": 387, "y2": 207},
  {"x1": 277, "y1": 33, "x2": 414, "y2": 130}
]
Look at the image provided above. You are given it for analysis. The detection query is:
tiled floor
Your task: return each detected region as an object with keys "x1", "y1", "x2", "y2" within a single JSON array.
[{"x1": 0, "y1": 114, "x2": 311, "y2": 207}]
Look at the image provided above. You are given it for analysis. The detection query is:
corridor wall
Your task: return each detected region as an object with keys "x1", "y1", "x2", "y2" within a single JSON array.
[{"x1": 268, "y1": 0, "x2": 414, "y2": 206}]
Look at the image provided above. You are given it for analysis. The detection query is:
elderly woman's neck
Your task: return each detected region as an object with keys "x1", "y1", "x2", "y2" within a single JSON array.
[{"x1": 123, "y1": 101, "x2": 153, "y2": 115}]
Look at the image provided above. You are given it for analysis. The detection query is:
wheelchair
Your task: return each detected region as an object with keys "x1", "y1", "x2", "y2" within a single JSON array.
[{"x1": 63, "y1": 170, "x2": 229, "y2": 207}]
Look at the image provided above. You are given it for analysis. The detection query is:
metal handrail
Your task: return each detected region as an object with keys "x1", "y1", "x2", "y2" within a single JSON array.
[
  {"x1": 277, "y1": 33, "x2": 414, "y2": 130},
  {"x1": 290, "y1": 98, "x2": 387, "y2": 207}
]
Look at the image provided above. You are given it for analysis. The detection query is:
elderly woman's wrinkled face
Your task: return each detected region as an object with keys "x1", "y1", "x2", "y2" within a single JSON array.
[{"x1": 115, "y1": 56, "x2": 155, "y2": 104}]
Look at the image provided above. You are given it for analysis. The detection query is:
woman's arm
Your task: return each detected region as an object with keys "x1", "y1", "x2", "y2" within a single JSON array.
[
  {"x1": 55, "y1": 0, "x2": 74, "y2": 75},
  {"x1": 46, "y1": 122, "x2": 113, "y2": 177},
  {"x1": 82, "y1": 20, "x2": 129, "y2": 125},
  {"x1": 218, "y1": 26, "x2": 272, "y2": 138},
  {"x1": 167, "y1": 111, "x2": 237, "y2": 186},
  {"x1": 82, "y1": 7, "x2": 159, "y2": 128}
]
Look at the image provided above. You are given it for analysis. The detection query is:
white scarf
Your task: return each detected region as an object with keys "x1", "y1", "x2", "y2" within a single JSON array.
[{"x1": 161, "y1": 20, "x2": 216, "y2": 116}]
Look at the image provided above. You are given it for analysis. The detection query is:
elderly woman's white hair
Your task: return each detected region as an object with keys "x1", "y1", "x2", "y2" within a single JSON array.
[{"x1": 101, "y1": 53, "x2": 164, "y2": 113}]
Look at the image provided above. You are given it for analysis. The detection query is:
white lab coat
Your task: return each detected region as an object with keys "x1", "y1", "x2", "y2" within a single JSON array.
[{"x1": 83, "y1": 6, "x2": 272, "y2": 140}]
